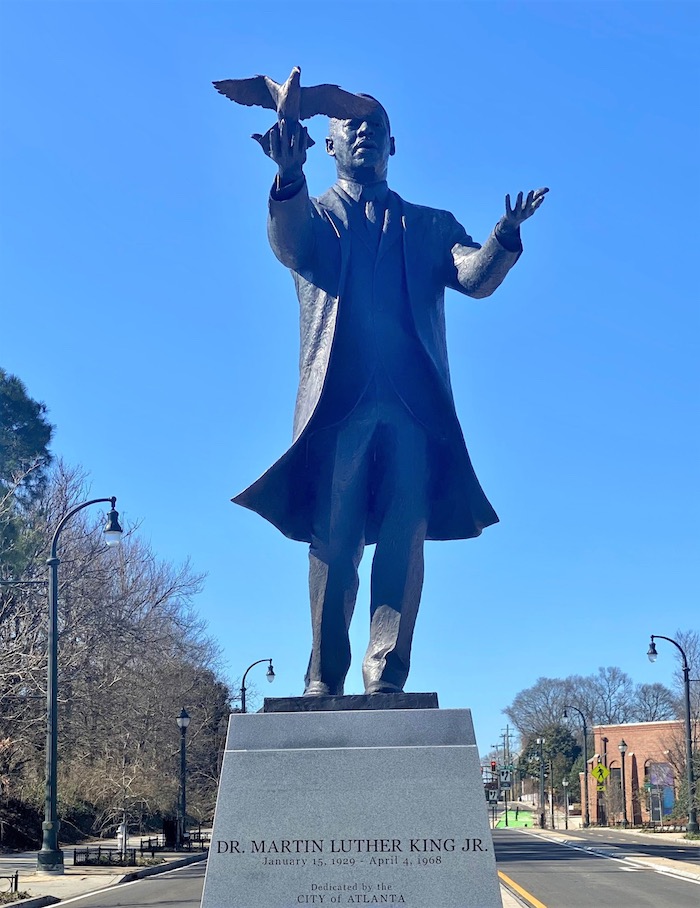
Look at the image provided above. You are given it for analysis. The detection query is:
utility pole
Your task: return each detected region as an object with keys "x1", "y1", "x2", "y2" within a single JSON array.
[
  {"x1": 549, "y1": 759, "x2": 555, "y2": 829},
  {"x1": 501, "y1": 725, "x2": 514, "y2": 828},
  {"x1": 536, "y1": 737, "x2": 546, "y2": 829}
]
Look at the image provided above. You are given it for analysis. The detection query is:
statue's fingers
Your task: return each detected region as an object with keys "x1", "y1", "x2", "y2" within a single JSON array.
[
  {"x1": 293, "y1": 120, "x2": 303, "y2": 150},
  {"x1": 533, "y1": 187, "x2": 549, "y2": 199},
  {"x1": 525, "y1": 189, "x2": 535, "y2": 209},
  {"x1": 270, "y1": 124, "x2": 281, "y2": 158},
  {"x1": 516, "y1": 190, "x2": 524, "y2": 211},
  {"x1": 505, "y1": 193, "x2": 513, "y2": 216}
]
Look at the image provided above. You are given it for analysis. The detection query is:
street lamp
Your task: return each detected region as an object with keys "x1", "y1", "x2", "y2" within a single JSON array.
[
  {"x1": 176, "y1": 708, "x2": 190, "y2": 848},
  {"x1": 648, "y1": 634, "x2": 698, "y2": 833},
  {"x1": 563, "y1": 705, "x2": 591, "y2": 827},
  {"x1": 536, "y1": 737, "x2": 546, "y2": 829},
  {"x1": 37, "y1": 498, "x2": 123, "y2": 874},
  {"x1": 562, "y1": 778, "x2": 570, "y2": 830},
  {"x1": 618, "y1": 739, "x2": 628, "y2": 827},
  {"x1": 240, "y1": 659, "x2": 275, "y2": 714}
]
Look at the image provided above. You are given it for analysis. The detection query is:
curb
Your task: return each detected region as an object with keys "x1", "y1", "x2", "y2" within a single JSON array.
[
  {"x1": 498, "y1": 877, "x2": 539, "y2": 908},
  {"x1": 120, "y1": 850, "x2": 207, "y2": 883},
  {"x1": 4, "y1": 898, "x2": 60, "y2": 908}
]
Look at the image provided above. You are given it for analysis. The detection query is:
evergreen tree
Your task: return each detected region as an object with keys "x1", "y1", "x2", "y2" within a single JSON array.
[{"x1": 0, "y1": 368, "x2": 54, "y2": 574}]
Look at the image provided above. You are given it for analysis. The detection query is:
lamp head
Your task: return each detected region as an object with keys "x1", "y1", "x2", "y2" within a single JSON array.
[
  {"x1": 618, "y1": 739, "x2": 627, "y2": 755},
  {"x1": 104, "y1": 498, "x2": 123, "y2": 547},
  {"x1": 266, "y1": 660, "x2": 275, "y2": 683},
  {"x1": 647, "y1": 638, "x2": 658, "y2": 663},
  {"x1": 177, "y1": 708, "x2": 190, "y2": 730}
]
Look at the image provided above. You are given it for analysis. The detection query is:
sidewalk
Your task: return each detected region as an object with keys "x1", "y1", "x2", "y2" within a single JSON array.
[{"x1": 0, "y1": 836, "x2": 207, "y2": 906}]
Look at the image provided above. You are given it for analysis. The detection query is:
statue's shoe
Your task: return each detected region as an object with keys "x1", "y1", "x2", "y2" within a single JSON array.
[
  {"x1": 364, "y1": 681, "x2": 404, "y2": 695},
  {"x1": 303, "y1": 680, "x2": 343, "y2": 696}
]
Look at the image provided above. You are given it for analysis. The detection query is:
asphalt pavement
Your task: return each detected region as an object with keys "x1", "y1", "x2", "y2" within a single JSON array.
[
  {"x1": 0, "y1": 836, "x2": 523, "y2": 907},
  {"x1": 495, "y1": 825, "x2": 700, "y2": 907},
  {"x1": 3, "y1": 825, "x2": 699, "y2": 907},
  {"x1": 0, "y1": 836, "x2": 207, "y2": 907}
]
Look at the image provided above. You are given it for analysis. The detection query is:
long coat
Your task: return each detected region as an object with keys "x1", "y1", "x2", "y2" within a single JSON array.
[{"x1": 233, "y1": 179, "x2": 522, "y2": 543}]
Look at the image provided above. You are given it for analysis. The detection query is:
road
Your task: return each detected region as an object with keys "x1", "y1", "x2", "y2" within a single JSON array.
[
  {"x1": 566, "y1": 825, "x2": 700, "y2": 866},
  {"x1": 52, "y1": 832, "x2": 700, "y2": 908},
  {"x1": 57, "y1": 862, "x2": 206, "y2": 907},
  {"x1": 494, "y1": 828, "x2": 700, "y2": 908}
]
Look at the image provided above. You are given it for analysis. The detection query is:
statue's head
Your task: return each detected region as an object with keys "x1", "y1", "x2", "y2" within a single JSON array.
[{"x1": 326, "y1": 97, "x2": 395, "y2": 183}]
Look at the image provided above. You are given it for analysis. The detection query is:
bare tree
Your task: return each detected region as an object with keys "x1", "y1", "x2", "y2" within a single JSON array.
[
  {"x1": 633, "y1": 682, "x2": 680, "y2": 722},
  {"x1": 0, "y1": 462, "x2": 233, "y2": 844}
]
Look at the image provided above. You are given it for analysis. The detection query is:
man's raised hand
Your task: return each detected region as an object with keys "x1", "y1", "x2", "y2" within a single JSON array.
[
  {"x1": 502, "y1": 187, "x2": 549, "y2": 229},
  {"x1": 267, "y1": 118, "x2": 309, "y2": 186}
]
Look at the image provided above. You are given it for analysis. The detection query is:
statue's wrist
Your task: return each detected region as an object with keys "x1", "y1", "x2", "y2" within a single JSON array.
[
  {"x1": 278, "y1": 166, "x2": 304, "y2": 187},
  {"x1": 495, "y1": 218, "x2": 522, "y2": 252}
]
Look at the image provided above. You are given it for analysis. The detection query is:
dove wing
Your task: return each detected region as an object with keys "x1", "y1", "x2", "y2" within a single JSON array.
[
  {"x1": 212, "y1": 76, "x2": 277, "y2": 111},
  {"x1": 299, "y1": 85, "x2": 378, "y2": 120}
]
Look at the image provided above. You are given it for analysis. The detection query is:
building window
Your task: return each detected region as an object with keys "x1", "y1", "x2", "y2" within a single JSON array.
[{"x1": 647, "y1": 762, "x2": 675, "y2": 820}]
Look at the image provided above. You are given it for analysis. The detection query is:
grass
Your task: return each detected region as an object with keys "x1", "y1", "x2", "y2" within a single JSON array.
[{"x1": 0, "y1": 893, "x2": 31, "y2": 905}]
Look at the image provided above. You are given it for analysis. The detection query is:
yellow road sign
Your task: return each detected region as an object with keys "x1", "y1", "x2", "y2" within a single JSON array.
[{"x1": 591, "y1": 763, "x2": 610, "y2": 782}]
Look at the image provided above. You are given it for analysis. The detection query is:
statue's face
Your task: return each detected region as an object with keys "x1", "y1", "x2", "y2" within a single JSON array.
[{"x1": 326, "y1": 109, "x2": 395, "y2": 182}]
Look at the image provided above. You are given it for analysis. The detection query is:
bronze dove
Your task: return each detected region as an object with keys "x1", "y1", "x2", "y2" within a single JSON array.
[{"x1": 212, "y1": 66, "x2": 378, "y2": 156}]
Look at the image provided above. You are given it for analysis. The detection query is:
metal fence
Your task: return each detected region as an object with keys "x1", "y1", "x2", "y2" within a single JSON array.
[
  {"x1": 73, "y1": 846, "x2": 138, "y2": 866},
  {"x1": 0, "y1": 872, "x2": 19, "y2": 895}
]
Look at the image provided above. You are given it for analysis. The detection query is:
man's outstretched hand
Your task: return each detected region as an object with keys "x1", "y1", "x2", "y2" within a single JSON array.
[
  {"x1": 265, "y1": 118, "x2": 309, "y2": 187},
  {"x1": 501, "y1": 187, "x2": 549, "y2": 230}
]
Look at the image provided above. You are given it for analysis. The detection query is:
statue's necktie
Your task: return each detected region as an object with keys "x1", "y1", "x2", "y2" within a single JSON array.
[{"x1": 362, "y1": 187, "x2": 383, "y2": 238}]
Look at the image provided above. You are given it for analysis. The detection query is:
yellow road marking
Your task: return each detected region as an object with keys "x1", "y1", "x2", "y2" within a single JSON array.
[{"x1": 498, "y1": 870, "x2": 549, "y2": 908}]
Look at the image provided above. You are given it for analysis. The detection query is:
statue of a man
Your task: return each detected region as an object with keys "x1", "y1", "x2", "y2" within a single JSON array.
[{"x1": 233, "y1": 101, "x2": 547, "y2": 696}]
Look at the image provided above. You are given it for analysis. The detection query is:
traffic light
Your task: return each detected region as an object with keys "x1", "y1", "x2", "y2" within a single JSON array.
[{"x1": 490, "y1": 760, "x2": 497, "y2": 773}]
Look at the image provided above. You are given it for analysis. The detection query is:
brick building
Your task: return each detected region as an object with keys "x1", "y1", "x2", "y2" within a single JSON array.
[{"x1": 587, "y1": 720, "x2": 684, "y2": 826}]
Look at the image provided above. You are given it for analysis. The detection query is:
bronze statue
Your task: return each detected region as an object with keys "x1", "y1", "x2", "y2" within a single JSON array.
[{"x1": 215, "y1": 71, "x2": 547, "y2": 697}]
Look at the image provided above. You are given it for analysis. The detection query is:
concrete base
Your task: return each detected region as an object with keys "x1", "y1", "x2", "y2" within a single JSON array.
[{"x1": 202, "y1": 707, "x2": 500, "y2": 908}]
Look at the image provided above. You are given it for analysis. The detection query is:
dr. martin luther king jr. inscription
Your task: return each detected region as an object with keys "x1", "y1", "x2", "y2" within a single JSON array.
[{"x1": 224, "y1": 81, "x2": 547, "y2": 697}]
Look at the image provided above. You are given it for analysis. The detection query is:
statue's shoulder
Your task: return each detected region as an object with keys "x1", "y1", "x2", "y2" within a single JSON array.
[
  {"x1": 399, "y1": 196, "x2": 459, "y2": 226},
  {"x1": 314, "y1": 186, "x2": 343, "y2": 210}
]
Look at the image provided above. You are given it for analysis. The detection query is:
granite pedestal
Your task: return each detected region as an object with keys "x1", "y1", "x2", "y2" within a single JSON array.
[{"x1": 201, "y1": 702, "x2": 501, "y2": 908}]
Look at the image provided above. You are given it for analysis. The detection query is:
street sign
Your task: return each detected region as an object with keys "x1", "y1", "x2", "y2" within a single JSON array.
[
  {"x1": 597, "y1": 783, "x2": 605, "y2": 792},
  {"x1": 591, "y1": 763, "x2": 609, "y2": 783},
  {"x1": 499, "y1": 769, "x2": 512, "y2": 791},
  {"x1": 486, "y1": 788, "x2": 499, "y2": 803}
]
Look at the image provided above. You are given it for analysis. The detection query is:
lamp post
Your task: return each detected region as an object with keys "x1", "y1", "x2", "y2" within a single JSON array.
[
  {"x1": 618, "y1": 739, "x2": 628, "y2": 827},
  {"x1": 562, "y1": 778, "x2": 570, "y2": 830},
  {"x1": 648, "y1": 635, "x2": 698, "y2": 833},
  {"x1": 240, "y1": 659, "x2": 275, "y2": 714},
  {"x1": 563, "y1": 705, "x2": 591, "y2": 827},
  {"x1": 37, "y1": 498, "x2": 123, "y2": 874},
  {"x1": 176, "y1": 709, "x2": 190, "y2": 848},
  {"x1": 536, "y1": 737, "x2": 546, "y2": 829}
]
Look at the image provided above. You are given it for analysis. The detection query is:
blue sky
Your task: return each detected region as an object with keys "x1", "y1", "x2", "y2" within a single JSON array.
[{"x1": 2, "y1": 0, "x2": 698, "y2": 754}]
